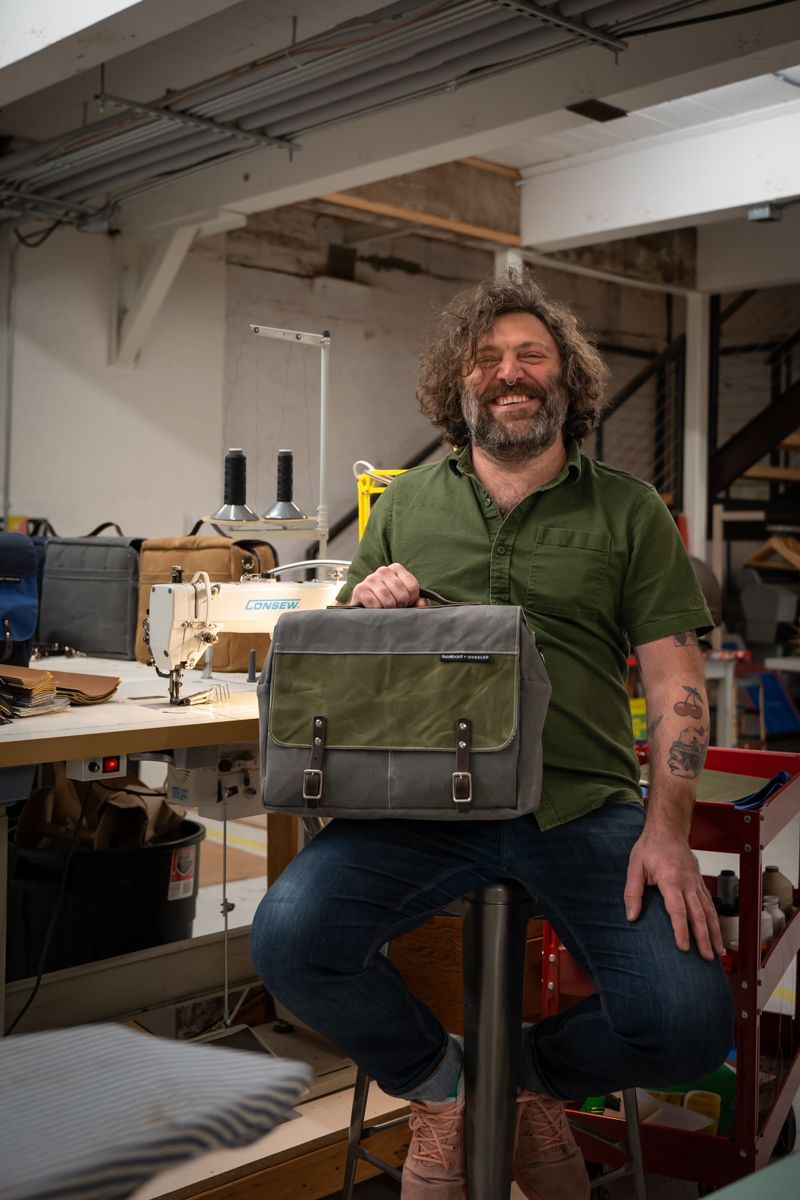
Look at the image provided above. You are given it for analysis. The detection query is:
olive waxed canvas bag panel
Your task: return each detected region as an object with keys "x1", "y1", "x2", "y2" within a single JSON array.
[
  {"x1": 259, "y1": 604, "x2": 551, "y2": 819},
  {"x1": 135, "y1": 535, "x2": 277, "y2": 672},
  {"x1": 38, "y1": 532, "x2": 142, "y2": 659}
]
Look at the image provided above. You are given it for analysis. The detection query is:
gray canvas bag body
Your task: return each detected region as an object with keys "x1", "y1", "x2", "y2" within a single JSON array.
[
  {"x1": 39, "y1": 534, "x2": 142, "y2": 659},
  {"x1": 259, "y1": 604, "x2": 551, "y2": 819}
]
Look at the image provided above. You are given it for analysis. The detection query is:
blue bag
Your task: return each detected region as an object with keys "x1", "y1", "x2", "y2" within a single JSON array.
[{"x1": 0, "y1": 533, "x2": 39, "y2": 666}]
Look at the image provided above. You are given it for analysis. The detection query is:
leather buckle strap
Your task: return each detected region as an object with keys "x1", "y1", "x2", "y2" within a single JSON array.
[
  {"x1": 1, "y1": 617, "x2": 13, "y2": 663},
  {"x1": 452, "y1": 717, "x2": 472, "y2": 811},
  {"x1": 303, "y1": 715, "x2": 326, "y2": 805}
]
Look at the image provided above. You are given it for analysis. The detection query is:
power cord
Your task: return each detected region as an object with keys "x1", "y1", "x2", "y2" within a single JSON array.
[
  {"x1": 3, "y1": 787, "x2": 91, "y2": 1036},
  {"x1": 3, "y1": 778, "x2": 172, "y2": 1035}
]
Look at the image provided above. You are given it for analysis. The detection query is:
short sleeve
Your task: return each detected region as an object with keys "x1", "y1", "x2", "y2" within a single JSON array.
[
  {"x1": 622, "y1": 489, "x2": 714, "y2": 646},
  {"x1": 335, "y1": 485, "x2": 394, "y2": 603}
]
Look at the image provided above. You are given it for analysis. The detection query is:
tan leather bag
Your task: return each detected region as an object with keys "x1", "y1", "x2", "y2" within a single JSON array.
[{"x1": 136, "y1": 532, "x2": 276, "y2": 672}]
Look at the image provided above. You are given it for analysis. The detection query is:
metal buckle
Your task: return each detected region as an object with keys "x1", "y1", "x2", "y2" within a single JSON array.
[
  {"x1": 451, "y1": 770, "x2": 472, "y2": 808},
  {"x1": 303, "y1": 768, "x2": 324, "y2": 802}
]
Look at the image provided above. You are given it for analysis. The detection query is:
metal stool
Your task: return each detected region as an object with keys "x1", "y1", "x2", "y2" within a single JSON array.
[{"x1": 341, "y1": 881, "x2": 646, "y2": 1199}]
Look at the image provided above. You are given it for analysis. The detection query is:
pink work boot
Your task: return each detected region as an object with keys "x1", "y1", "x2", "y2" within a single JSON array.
[
  {"x1": 513, "y1": 1090, "x2": 590, "y2": 1200},
  {"x1": 401, "y1": 1098, "x2": 467, "y2": 1199}
]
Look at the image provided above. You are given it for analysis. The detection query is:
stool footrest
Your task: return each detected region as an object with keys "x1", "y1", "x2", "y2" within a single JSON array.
[
  {"x1": 357, "y1": 1114, "x2": 410, "y2": 1138},
  {"x1": 354, "y1": 1146, "x2": 403, "y2": 1182}
]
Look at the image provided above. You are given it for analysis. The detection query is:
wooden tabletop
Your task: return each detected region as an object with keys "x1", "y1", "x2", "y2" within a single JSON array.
[{"x1": 0, "y1": 657, "x2": 259, "y2": 768}]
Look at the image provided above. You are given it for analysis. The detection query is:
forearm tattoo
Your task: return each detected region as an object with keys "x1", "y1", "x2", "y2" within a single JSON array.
[
  {"x1": 665, "y1": 680, "x2": 709, "y2": 779},
  {"x1": 647, "y1": 713, "x2": 663, "y2": 739},
  {"x1": 673, "y1": 631, "x2": 699, "y2": 648},
  {"x1": 668, "y1": 725, "x2": 709, "y2": 779}
]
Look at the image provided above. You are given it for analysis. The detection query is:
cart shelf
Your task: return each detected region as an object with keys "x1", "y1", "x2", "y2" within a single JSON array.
[{"x1": 542, "y1": 746, "x2": 800, "y2": 1190}]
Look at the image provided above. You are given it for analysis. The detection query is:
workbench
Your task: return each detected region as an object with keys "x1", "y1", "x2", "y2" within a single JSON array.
[{"x1": 0, "y1": 657, "x2": 285, "y2": 1037}]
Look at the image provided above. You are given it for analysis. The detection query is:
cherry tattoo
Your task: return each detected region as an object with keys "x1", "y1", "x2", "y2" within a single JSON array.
[{"x1": 674, "y1": 685, "x2": 703, "y2": 719}]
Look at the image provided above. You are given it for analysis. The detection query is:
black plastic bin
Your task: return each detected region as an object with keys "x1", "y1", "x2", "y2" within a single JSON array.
[{"x1": 6, "y1": 819, "x2": 206, "y2": 981}]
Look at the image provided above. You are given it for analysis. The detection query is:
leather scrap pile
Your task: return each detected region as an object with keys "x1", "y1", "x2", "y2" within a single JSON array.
[{"x1": 0, "y1": 666, "x2": 120, "y2": 725}]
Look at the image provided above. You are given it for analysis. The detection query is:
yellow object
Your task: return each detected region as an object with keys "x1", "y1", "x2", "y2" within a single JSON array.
[
  {"x1": 357, "y1": 470, "x2": 407, "y2": 539},
  {"x1": 629, "y1": 696, "x2": 647, "y2": 742},
  {"x1": 684, "y1": 1090, "x2": 721, "y2": 1136}
]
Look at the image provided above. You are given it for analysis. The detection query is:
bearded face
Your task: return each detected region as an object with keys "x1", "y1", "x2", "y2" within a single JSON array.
[{"x1": 460, "y1": 375, "x2": 570, "y2": 464}]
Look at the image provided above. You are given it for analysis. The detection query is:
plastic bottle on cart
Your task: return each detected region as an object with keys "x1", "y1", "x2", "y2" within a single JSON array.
[
  {"x1": 761, "y1": 906, "x2": 775, "y2": 950},
  {"x1": 763, "y1": 896, "x2": 786, "y2": 938},
  {"x1": 762, "y1": 866, "x2": 794, "y2": 916}
]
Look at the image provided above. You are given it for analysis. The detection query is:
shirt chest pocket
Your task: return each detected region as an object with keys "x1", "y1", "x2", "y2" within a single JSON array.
[{"x1": 526, "y1": 527, "x2": 611, "y2": 618}]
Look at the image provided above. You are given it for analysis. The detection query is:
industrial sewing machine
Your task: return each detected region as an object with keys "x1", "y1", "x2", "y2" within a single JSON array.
[{"x1": 144, "y1": 561, "x2": 346, "y2": 704}]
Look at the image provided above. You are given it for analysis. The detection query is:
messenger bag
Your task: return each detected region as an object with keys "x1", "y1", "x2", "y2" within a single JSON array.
[
  {"x1": 135, "y1": 525, "x2": 277, "y2": 672},
  {"x1": 38, "y1": 524, "x2": 142, "y2": 659},
  {"x1": 259, "y1": 602, "x2": 551, "y2": 819}
]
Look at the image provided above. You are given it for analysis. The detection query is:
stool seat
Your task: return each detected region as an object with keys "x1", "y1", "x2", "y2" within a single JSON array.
[{"x1": 341, "y1": 880, "x2": 646, "y2": 1200}]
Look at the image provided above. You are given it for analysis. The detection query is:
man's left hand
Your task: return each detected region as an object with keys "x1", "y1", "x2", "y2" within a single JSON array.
[{"x1": 624, "y1": 830, "x2": 724, "y2": 962}]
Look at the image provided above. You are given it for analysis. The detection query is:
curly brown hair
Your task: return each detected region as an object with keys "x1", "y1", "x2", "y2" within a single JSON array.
[{"x1": 417, "y1": 270, "x2": 610, "y2": 446}]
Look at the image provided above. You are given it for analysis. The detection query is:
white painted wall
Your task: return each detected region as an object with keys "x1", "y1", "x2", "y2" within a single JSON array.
[
  {"x1": 223, "y1": 254, "x2": 476, "y2": 564},
  {"x1": 0, "y1": 228, "x2": 226, "y2": 536},
  {"x1": 221, "y1": 222, "x2": 675, "y2": 565}
]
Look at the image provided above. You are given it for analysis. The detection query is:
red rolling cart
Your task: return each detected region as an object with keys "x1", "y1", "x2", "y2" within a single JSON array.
[{"x1": 541, "y1": 746, "x2": 800, "y2": 1191}]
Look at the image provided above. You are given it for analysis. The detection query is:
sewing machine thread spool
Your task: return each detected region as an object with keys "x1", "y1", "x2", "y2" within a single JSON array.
[
  {"x1": 212, "y1": 449, "x2": 259, "y2": 522},
  {"x1": 262, "y1": 449, "x2": 308, "y2": 520}
]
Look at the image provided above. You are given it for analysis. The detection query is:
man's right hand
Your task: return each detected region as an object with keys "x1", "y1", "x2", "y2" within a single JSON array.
[{"x1": 349, "y1": 563, "x2": 429, "y2": 608}]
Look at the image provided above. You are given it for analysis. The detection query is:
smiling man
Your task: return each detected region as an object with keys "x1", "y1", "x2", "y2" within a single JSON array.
[{"x1": 250, "y1": 272, "x2": 733, "y2": 1199}]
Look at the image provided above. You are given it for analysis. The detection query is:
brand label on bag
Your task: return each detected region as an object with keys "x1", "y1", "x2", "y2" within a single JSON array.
[{"x1": 440, "y1": 653, "x2": 493, "y2": 663}]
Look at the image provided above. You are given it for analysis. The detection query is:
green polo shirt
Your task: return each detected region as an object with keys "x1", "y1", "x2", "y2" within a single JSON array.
[{"x1": 337, "y1": 442, "x2": 713, "y2": 830}]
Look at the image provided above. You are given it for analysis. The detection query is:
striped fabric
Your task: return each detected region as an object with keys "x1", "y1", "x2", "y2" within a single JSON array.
[{"x1": 1, "y1": 1024, "x2": 313, "y2": 1200}]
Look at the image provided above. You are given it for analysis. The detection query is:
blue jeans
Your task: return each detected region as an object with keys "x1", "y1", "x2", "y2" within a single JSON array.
[{"x1": 250, "y1": 801, "x2": 733, "y2": 1100}]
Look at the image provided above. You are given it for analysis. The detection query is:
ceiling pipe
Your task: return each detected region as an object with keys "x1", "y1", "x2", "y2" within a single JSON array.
[{"x1": 232, "y1": 15, "x2": 540, "y2": 129}]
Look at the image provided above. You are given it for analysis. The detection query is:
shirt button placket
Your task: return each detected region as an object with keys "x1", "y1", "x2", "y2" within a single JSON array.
[{"x1": 490, "y1": 539, "x2": 512, "y2": 603}]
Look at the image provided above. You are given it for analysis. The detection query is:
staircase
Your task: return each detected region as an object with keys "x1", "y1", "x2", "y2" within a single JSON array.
[{"x1": 708, "y1": 291, "x2": 800, "y2": 522}]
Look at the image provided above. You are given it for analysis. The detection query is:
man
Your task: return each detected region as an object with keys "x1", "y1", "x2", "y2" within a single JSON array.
[{"x1": 251, "y1": 272, "x2": 733, "y2": 1199}]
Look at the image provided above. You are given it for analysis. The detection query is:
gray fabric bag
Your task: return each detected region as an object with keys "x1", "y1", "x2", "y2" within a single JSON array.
[
  {"x1": 259, "y1": 604, "x2": 551, "y2": 819},
  {"x1": 39, "y1": 531, "x2": 142, "y2": 659}
]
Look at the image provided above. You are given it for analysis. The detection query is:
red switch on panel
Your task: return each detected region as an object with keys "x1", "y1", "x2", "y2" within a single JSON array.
[{"x1": 102, "y1": 756, "x2": 121, "y2": 773}]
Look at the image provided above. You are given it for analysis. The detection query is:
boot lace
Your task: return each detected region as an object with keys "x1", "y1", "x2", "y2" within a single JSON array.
[
  {"x1": 408, "y1": 1101, "x2": 463, "y2": 1167},
  {"x1": 516, "y1": 1092, "x2": 570, "y2": 1157}
]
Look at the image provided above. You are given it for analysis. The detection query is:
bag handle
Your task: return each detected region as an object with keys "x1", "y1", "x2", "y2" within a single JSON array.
[
  {"x1": 84, "y1": 522, "x2": 124, "y2": 537},
  {"x1": 188, "y1": 519, "x2": 227, "y2": 537},
  {"x1": 418, "y1": 587, "x2": 477, "y2": 606},
  {"x1": 29, "y1": 517, "x2": 59, "y2": 537},
  {"x1": 346, "y1": 587, "x2": 477, "y2": 609}
]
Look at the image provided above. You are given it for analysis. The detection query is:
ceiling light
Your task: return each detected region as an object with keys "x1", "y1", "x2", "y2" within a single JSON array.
[{"x1": 747, "y1": 204, "x2": 782, "y2": 223}]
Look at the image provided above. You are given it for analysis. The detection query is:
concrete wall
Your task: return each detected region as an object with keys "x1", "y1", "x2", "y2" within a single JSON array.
[{"x1": 0, "y1": 227, "x2": 226, "y2": 537}]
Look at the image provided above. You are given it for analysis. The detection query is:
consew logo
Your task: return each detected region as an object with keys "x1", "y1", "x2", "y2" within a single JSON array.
[{"x1": 245, "y1": 598, "x2": 301, "y2": 611}]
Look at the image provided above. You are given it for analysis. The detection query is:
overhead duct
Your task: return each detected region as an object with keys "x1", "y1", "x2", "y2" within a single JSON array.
[{"x1": 0, "y1": 0, "x2": 715, "y2": 232}]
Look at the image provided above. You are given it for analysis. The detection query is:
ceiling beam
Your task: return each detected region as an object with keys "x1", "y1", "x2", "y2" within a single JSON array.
[
  {"x1": 520, "y1": 105, "x2": 800, "y2": 251},
  {"x1": 118, "y1": 5, "x2": 800, "y2": 236},
  {"x1": 113, "y1": 224, "x2": 198, "y2": 367},
  {"x1": 0, "y1": 0, "x2": 245, "y2": 107},
  {"x1": 697, "y1": 207, "x2": 800, "y2": 290},
  {"x1": 319, "y1": 159, "x2": 520, "y2": 248}
]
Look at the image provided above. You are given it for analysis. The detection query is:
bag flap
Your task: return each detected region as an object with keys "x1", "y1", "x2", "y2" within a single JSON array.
[
  {"x1": 142, "y1": 535, "x2": 230, "y2": 552},
  {"x1": 268, "y1": 606, "x2": 522, "y2": 752}
]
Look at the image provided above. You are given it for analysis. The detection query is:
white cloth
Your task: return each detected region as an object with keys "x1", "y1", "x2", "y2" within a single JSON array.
[{"x1": 0, "y1": 1023, "x2": 312, "y2": 1200}]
